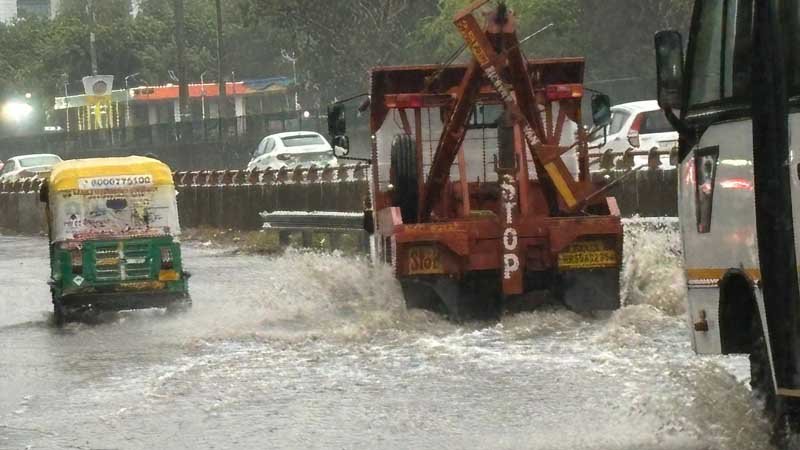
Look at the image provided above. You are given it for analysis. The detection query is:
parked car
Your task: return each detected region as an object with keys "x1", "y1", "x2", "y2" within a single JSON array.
[
  {"x1": 247, "y1": 132, "x2": 338, "y2": 171},
  {"x1": 590, "y1": 100, "x2": 678, "y2": 168},
  {"x1": 0, "y1": 154, "x2": 63, "y2": 182}
]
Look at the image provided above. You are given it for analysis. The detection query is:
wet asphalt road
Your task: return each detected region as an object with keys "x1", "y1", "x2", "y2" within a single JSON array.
[{"x1": 0, "y1": 227, "x2": 774, "y2": 450}]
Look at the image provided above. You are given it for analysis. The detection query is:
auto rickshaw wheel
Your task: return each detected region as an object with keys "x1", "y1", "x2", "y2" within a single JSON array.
[
  {"x1": 166, "y1": 295, "x2": 192, "y2": 314},
  {"x1": 52, "y1": 296, "x2": 66, "y2": 327}
]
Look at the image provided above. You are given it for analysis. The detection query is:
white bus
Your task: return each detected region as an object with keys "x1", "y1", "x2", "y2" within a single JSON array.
[{"x1": 655, "y1": 0, "x2": 800, "y2": 444}]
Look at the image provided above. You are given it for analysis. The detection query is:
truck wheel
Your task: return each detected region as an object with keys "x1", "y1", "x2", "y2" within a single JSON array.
[
  {"x1": 400, "y1": 279, "x2": 447, "y2": 315},
  {"x1": 401, "y1": 275, "x2": 500, "y2": 322},
  {"x1": 390, "y1": 134, "x2": 418, "y2": 224},
  {"x1": 751, "y1": 314, "x2": 800, "y2": 448},
  {"x1": 559, "y1": 268, "x2": 621, "y2": 313}
]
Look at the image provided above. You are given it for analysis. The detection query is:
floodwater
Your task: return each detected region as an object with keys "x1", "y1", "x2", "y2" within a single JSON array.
[{"x1": 0, "y1": 220, "x2": 774, "y2": 450}]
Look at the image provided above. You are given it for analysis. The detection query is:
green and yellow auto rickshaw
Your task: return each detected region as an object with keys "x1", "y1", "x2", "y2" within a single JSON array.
[{"x1": 40, "y1": 156, "x2": 190, "y2": 324}]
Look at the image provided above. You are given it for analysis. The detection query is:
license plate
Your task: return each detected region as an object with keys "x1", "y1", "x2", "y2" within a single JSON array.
[
  {"x1": 407, "y1": 246, "x2": 443, "y2": 275},
  {"x1": 658, "y1": 140, "x2": 678, "y2": 149},
  {"x1": 125, "y1": 257, "x2": 147, "y2": 264},
  {"x1": 558, "y1": 240, "x2": 618, "y2": 269}
]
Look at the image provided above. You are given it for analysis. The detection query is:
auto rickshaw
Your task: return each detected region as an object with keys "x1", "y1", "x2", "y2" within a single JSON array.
[{"x1": 40, "y1": 156, "x2": 190, "y2": 325}]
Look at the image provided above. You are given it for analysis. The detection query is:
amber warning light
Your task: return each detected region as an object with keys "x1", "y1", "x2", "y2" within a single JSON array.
[{"x1": 545, "y1": 84, "x2": 584, "y2": 101}]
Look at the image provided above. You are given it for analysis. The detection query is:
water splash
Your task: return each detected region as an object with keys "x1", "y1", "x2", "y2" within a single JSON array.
[{"x1": 621, "y1": 217, "x2": 686, "y2": 315}]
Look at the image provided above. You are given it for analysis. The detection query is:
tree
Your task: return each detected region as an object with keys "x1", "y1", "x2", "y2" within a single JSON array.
[
  {"x1": 415, "y1": 0, "x2": 693, "y2": 102},
  {"x1": 57, "y1": 0, "x2": 132, "y2": 23},
  {"x1": 0, "y1": 0, "x2": 694, "y2": 131},
  {"x1": 243, "y1": 0, "x2": 438, "y2": 105}
]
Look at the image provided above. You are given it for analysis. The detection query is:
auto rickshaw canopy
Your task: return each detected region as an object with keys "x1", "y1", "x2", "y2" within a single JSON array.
[{"x1": 49, "y1": 156, "x2": 173, "y2": 192}]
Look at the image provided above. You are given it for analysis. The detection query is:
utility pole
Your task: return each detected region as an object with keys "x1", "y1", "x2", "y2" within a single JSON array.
[
  {"x1": 175, "y1": 0, "x2": 190, "y2": 130},
  {"x1": 215, "y1": 0, "x2": 226, "y2": 122},
  {"x1": 88, "y1": 0, "x2": 98, "y2": 75}
]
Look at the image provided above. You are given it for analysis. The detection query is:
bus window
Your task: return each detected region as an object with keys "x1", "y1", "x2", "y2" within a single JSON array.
[
  {"x1": 688, "y1": 1, "x2": 724, "y2": 105},
  {"x1": 723, "y1": 0, "x2": 752, "y2": 98},
  {"x1": 785, "y1": 0, "x2": 800, "y2": 94},
  {"x1": 687, "y1": 0, "x2": 753, "y2": 107}
]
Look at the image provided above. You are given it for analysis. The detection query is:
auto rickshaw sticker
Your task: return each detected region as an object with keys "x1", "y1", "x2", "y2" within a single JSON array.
[
  {"x1": 73, "y1": 275, "x2": 84, "y2": 286},
  {"x1": 78, "y1": 174, "x2": 154, "y2": 191}
]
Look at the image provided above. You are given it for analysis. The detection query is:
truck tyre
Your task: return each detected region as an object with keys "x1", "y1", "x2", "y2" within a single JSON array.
[
  {"x1": 390, "y1": 134, "x2": 418, "y2": 224},
  {"x1": 750, "y1": 314, "x2": 800, "y2": 449},
  {"x1": 400, "y1": 279, "x2": 447, "y2": 315},
  {"x1": 400, "y1": 275, "x2": 501, "y2": 322},
  {"x1": 559, "y1": 268, "x2": 621, "y2": 313}
]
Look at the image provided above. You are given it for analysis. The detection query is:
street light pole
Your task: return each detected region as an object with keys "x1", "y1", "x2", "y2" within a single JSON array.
[
  {"x1": 200, "y1": 71, "x2": 207, "y2": 120},
  {"x1": 88, "y1": 0, "x2": 98, "y2": 75},
  {"x1": 124, "y1": 73, "x2": 139, "y2": 128},
  {"x1": 175, "y1": 0, "x2": 190, "y2": 127},
  {"x1": 63, "y1": 80, "x2": 70, "y2": 132},
  {"x1": 281, "y1": 49, "x2": 299, "y2": 111},
  {"x1": 215, "y1": 0, "x2": 226, "y2": 122}
]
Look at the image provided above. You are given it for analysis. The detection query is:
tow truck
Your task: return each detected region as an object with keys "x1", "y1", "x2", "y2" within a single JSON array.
[{"x1": 331, "y1": 1, "x2": 623, "y2": 319}]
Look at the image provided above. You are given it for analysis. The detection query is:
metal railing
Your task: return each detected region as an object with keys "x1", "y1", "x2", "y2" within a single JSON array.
[
  {"x1": 260, "y1": 210, "x2": 369, "y2": 253},
  {"x1": 588, "y1": 146, "x2": 678, "y2": 171},
  {"x1": 0, "y1": 164, "x2": 372, "y2": 193}
]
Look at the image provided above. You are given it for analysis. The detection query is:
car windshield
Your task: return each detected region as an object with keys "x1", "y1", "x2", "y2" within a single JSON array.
[
  {"x1": 18, "y1": 155, "x2": 61, "y2": 168},
  {"x1": 639, "y1": 111, "x2": 675, "y2": 134},
  {"x1": 608, "y1": 110, "x2": 630, "y2": 134},
  {"x1": 280, "y1": 135, "x2": 326, "y2": 148}
]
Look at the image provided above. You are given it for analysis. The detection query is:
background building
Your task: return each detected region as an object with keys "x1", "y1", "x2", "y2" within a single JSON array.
[
  {"x1": 54, "y1": 77, "x2": 295, "y2": 132},
  {"x1": 18, "y1": 0, "x2": 55, "y2": 17},
  {"x1": 0, "y1": 0, "x2": 17, "y2": 21}
]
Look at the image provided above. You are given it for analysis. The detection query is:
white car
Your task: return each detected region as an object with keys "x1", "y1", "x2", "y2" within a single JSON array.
[
  {"x1": 0, "y1": 153, "x2": 63, "y2": 182},
  {"x1": 590, "y1": 100, "x2": 678, "y2": 168},
  {"x1": 247, "y1": 131, "x2": 339, "y2": 171}
]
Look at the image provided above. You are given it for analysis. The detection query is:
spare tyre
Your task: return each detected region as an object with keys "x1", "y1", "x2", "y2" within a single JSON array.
[{"x1": 390, "y1": 134, "x2": 418, "y2": 223}]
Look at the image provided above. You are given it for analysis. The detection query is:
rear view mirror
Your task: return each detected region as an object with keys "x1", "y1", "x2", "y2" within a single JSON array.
[
  {"x1": 655, "y1": 30, "x2": 685, "y2": 110},
  {"x1": 591, "y1": 94, "x2": 611, "y2": 127},
  {"x1": 328, "y1": 104, "x2": 346, "y2": 137},
  {"x1": 328, "y1": 103, "x2": 350, "y2": 157},
  {"x1": 333, "y1": 136, "x2": 350, "y2": 156}
]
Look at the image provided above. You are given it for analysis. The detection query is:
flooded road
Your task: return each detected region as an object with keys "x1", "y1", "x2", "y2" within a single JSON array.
[{"x1": 0, "y1": 222, "x2": 773, "y2": 449}]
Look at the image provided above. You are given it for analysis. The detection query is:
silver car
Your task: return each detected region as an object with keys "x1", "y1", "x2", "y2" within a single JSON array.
[
  {"x1": 247, "y1": 132, "x2": 338, "y2": 171},
  {"x1": 0, "y1": 153, "x2": 63, "y2": 182},
  {"x1": 590, "y1": 100, "x2": 678, "y2": 168}
]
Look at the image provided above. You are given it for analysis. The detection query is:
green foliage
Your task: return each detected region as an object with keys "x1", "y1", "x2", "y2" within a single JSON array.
[
  {"x1": 416, "y1": 0, "x2": 693, "y2": 101},
  {"x1": 416, "y1": 0, "x2": 580, "y2": 62},
  {"x1": 57, "y1": 0, "x2": 132, "y2": 22},
  {"x1": 0, "y1": 0, "x2": 695, "y2": 122},
  {"x1": 243, "y1": 0, "x2": 438, "y2": 104}
]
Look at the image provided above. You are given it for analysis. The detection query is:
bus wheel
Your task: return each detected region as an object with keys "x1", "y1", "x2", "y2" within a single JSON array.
[
  {"x1": 390, "y1": 134, "x2": 418, "y2": 224},
  {"x1": 750, "y1": 314, "x2": 800, "y2": 448}
]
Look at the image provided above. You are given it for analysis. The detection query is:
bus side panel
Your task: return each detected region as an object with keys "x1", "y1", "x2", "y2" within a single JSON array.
[
  {"x1": 787, "y1": 113, "x2": 800, "y2": 294},
  {"x1": 681, "y1": 120, "x2": 759, "y2": 354}
]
